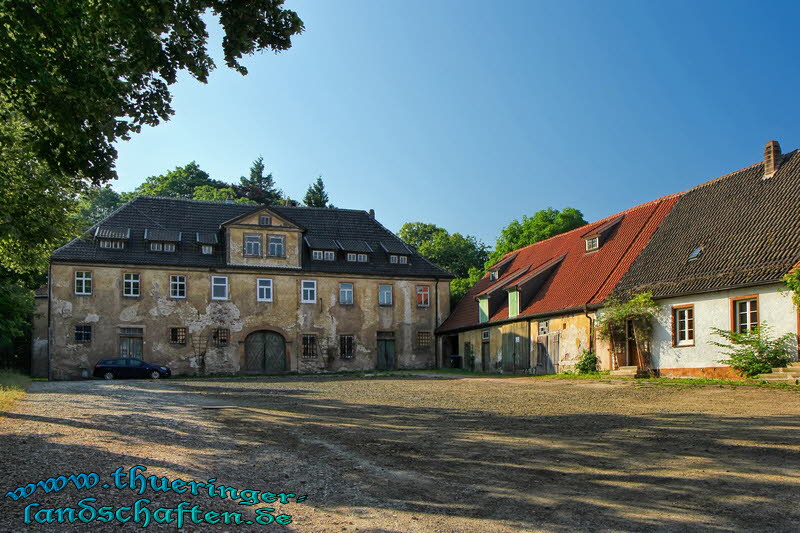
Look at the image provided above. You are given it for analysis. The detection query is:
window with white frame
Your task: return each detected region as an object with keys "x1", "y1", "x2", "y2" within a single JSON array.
[
  {"x1": 673, "y1": 306, "x2": 694, "y2": 346},
  {"x1": 489, "y1": 270, "x2": 499, "y2": 281},
  {"x1": 416, "y1": 285, "x2": 430, "y2": 307},
  {"x1": 150, "y1": 242, "x2": 162, "y2": 252},
  {"x1": 324, "y1": 250, "x2": 335, "y2": 261},
  {"x1": 123, "y1": 273, "x2": 140, "y2": 297},
  {"x1": 733, "y1": 298, "x2": 758, "y2": 333},
  {"x1": 163, "y1": 243, "x2": 176, "y2": 252},
  {"x1": 312, "y1": 250, "x2": 324, "y2": 260},
  {"x1": 585, "y1": 236, "x2": 600, "y2": 252},
  {"x1": 347, "y1": 253, "x2": 357, "y2": 262},
  {"x1": 482, "y1": 329, "x2": 490, "y2": 341},
  {"x1": 259, "y1": 215, "x2": 272, "y2": 226},
  {"x1": 399, "y1": 255, "x2": 408, "y2": 264},
  {"x1": 211, "y1": 276, "x2": 229, "y2": 300},
  {"x1": 74, "y1": 271, "x2": 92, "y2": 295},
  {"x1": 389, "y1": 255, "x2": 398, "y2": 264},
  {"x1": 268, "y1": 236, "x2": 285, "y2": 257},
  {"x1": 358, "y1": 254, "x2": 368, "y2": 262},
  {"x1": 99, "y1": 240, "x2": 125, "y2": 249},
  {"x1": 257, "y1": 278, "x2": 273, "y2": 302},
  {"x1": 378, "y1": 284, "x2": 393, "y2": 306},
  {"x1": 339, "y1": 283, "x2": 354, "y2": 305},
  {"x1": 201, "y1": 245, "x2": 213, "y2": 255},
  {"x1": 301, "y1": 280, "x2": 316, "y2": 303},
  {"x1": 170, "y1": 275, "x2": 186, "y2": 298},
  {"x1": 244, "y1": 234, "x2": 262, "y2": 256}
]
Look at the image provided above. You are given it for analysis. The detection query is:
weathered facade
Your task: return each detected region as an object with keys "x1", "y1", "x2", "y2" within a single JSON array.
[
  {"x1": 438, "y1": 196, "x2": 679, "y2": 373},
  {"x1": 42, "y1": 198, "x2": 451, "y2": 379}
]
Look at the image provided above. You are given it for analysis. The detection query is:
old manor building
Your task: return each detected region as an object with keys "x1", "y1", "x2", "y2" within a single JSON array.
[{"x1": 36, "y1": 197, "x2": 451, "y2": 379}]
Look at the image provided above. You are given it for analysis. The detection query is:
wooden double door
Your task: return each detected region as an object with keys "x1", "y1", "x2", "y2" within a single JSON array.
[{"x1": 244, "y1": 331, "x2": 286, "y2": 373}]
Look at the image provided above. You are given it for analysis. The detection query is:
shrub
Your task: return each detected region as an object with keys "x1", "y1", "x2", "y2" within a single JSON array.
[
  {"x1": 710, "y1": 324, "x2": 798, "y2": 378},
  {"x1": 575, "y1": 350, "x2": 599, "y2": 374}
]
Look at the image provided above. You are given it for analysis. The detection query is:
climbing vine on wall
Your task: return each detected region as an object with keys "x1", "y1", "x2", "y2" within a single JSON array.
[
  {"x1": 783, "y1": 267, "x2": 800, "y2": 311},
  {"x1": 596, "y1": 292, "x2": 659, "y2": 341}
]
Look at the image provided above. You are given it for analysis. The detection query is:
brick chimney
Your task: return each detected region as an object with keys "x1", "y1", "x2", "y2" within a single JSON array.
[
  {"x1": 368, "y1": 209, "x2": 375, "y2": 218},
  {"x1": 763, "y1": 140, "x2": 782, "y2": 180}
]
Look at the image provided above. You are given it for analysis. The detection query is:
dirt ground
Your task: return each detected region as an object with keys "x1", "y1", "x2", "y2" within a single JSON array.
[{"x1": 1, "y1": 375, "x2": 799, "y2": 532}]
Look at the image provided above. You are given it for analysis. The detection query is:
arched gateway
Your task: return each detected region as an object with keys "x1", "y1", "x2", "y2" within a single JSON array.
[{"x1": 244, "y1": 331, "x2": 286, "y2": 373}]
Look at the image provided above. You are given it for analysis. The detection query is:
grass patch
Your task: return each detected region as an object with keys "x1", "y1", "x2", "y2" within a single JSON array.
[{"x1": 0, "y1": 371, "x2": 32, "y2": 413}]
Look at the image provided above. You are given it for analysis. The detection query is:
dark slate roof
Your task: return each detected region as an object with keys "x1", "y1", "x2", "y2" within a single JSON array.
[
  {"x1": 95, "y1": 226, "x2": 130, "y2": 239},
  {"x1": 337, "y1": 239, "x2": 373, "y2": 253},
  {"x1": 144, "y1": 228, "x2": 181, "y2": 242},
  {"x1": 379, "y1": 241, "x2": 411, "y2": 254},
  {"x1": 304, "y1": 236, "x2": 339, "y2": 250},
  {"x1": 53, "y1": 196, "x2": 452, "y2": 279},
  {"x1": 196, "y1": 232, "x2": 219, "y2": 244},
  {"x1": 614, "y1": 149, "x2": 800, "y2": 299}
]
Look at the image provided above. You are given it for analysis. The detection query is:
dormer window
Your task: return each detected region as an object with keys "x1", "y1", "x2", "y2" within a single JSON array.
[
  {"x1": 585, "y1": 236, "x2": 600, "y2": 252},
  {"x1": 489, "y1": 270, "x2": 499, "y2": 281},
  {"x1": 324, "y1": 250, "x2": 335, "y2": 261},
  {"x1": 150, "y1": 242, "x2": 176, "y2": 252},
  {"x1": 390, "y1": 254, "x2": 408, "y2": 264},
  {"x1": 312, "y1": 250, "x2": 324, "y2": 260},
  {"x1": 99, "y1": 240, "x2": 125, "y2": 249},
  {"x1": 347, "y1": 253, "x2": 357, "y2": 262},
  {"x1": 390, "y1": 255, "x2": 398, "y2": 264},
  {"x1": 358, "y1": 254, "x2": 368, "y2": 262},
  {"x1": 399, "y1": 255, "x2": 408, "y2": 264},
  {"x1": 201, "y1": 245, "x2": 213, "y2": 255},
  {"x1": 259, "y1": 215, "x2": 272, "y2": 226}
]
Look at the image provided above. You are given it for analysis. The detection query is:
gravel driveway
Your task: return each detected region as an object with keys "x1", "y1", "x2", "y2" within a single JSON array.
[{"x1": 1, "y1": 375, "x2": 799, "y2": 532}]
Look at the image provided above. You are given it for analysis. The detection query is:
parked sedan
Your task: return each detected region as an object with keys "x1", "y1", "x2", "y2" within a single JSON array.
[{"x1": 93, "y1": 358, "x2": 171, "y2": 380}]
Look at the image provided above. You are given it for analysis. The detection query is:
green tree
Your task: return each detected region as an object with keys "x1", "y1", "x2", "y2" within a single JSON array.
[
  {"x1": 0, "y1": 105, "x2": 80, "y2": 275},
  {"x1": 0, "y1": 278, "x2": 34, "y2": 348},
  {"x1": 193, "y1": 185, "x2": 255, "y2": 204},
  {"x1": 235, "y1": 157, "x2": 282, "y2": 205},
  {"x1": 303, "y1": 177, "x2": 331, "y2": 208},
  {"x1": 0, "y1": 1, "x2": 304, "y2": 185},
  {"x1": 125, "y1": 162, "x2": 215, "y2": 200},
  {"x1": 75, "y1": 186, "x2": 123, "y2": 231},
  {"x1": 488, "y1": 207, "x2": 587, "y2": 266},
  {"x1": 398, "y1": 223, "x2": 443, "y2": 249}
]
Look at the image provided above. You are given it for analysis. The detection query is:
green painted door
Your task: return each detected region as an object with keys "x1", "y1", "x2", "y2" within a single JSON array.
[
  {"x1": 245, "y1": 331, "x2": 286, "y2": 373},
  {"x1": 377, "y1": 339, "x2": 396, "y2": 370}
]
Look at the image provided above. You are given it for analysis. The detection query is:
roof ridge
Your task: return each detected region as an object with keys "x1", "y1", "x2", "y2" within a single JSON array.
[
  {"x1": 133, "y1": 195, "x2": 371, "y2": 214},
  {"x1": 491, "y1": 195, "x2": 678, "y2": 265},
  {"x1": 680, "y1": 148, "x2": 799, "y2": 194}
]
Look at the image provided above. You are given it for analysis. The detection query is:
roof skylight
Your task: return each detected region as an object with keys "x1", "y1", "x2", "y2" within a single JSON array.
[{"x1": 688, "y1": 247, "x2": 703, "y2": 261}]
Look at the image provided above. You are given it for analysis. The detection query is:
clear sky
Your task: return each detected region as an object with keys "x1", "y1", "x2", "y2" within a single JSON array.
[{"x1": 113, "y1": 0, "x2": 800, "y2": 246}]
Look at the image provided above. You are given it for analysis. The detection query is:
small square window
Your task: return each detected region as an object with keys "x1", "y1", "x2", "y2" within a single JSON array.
[
  {"x1": 123, "y1": 273, "x2": 140, "y2": 297},
  {"x1": 212, "y1": 328, "x2": 229, "y2": 346},
  {"x1": 163, "y1": 243, "x2": 176, "y2": 252},
  {"x1": 302, "y1": 335, "x2": 317, "y2": 358},
  {"x1": 399, "y1": 255, "x2": 408, "y2": 264},
  {"x1": 259, "y1": 215, "x2": 272, "y2": 226},
  {"x1": 170, "y1": 327, "x2": 187, "y2": 345},
  {"x1": 268, "y1": 236, "x2": 285, "y2": 257},
  {"x1": 301, "y1": 280, "x2": 317, "y2": 303},
  {"x1": 489, "y1": 270, "x2": 499, "y2": 281},
  {"x1": 201, "y1": 245, "x2": 213, "y2": 255},
  {"x1": 347, "y1": 253, "x2": 357, "y2": 262},
  {"x1": 357, "y1": 254, "x2": 368, "y2": 262},
  {"x1": 324, "y1": 250, "x2": 335, "y2": 261},
  {"x1": 482, "y1": 329, "x2": 490, "y2": 341},
  {"x1": 170, "y1": 275, "x2": 186, "y2": 298},
  {"x1": 416, "y1": 285, "x2": 430, "y2": 307},
  {"x1": 339, "y1": 283, "x2": 354, "y2": 305},
  {"x1": 244, "y1": 234, "x2": 262, "y2": 257},
  {"x1": 150, "y1": 242, "x2": 162, "y2": 252},
  {"x1": 75, "y1": 325, "x2": 92, "y2": 343},
  {"x1": 74, "y1": 271, "x2": 92, "y2": 295},
  {"x1": 257, "y1": 278, "x2": 273, "y2": 302},
  {"x1": 312, "y1": 250, "x2": 324, "y2": 260},
  {"x1": 378, "y1": 285, "x2": 393, "y2": 306},
  {"x1": 339, "y1": 335, "x2": 355, "y2": 359},
  {"x1": 211, "y1": 276, "x2": 229, "y2": 300},
  {"x1": 585, "y1": 236, "x2": 600, "y2": 252},
  {"x1": 390, "y1": 255, "x2": 398, "y2": 264},
  {"x1": 416, "y1": 331, "x2": 432, "y2": 348}
]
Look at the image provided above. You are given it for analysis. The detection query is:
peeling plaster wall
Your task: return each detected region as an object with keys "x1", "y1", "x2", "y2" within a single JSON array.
[
  {"x1": 48, "y1": 263, "x2": 448, "y2": 379},
  {"x1": 31, "y1": 296, "x2": 49, "y2": 378}
]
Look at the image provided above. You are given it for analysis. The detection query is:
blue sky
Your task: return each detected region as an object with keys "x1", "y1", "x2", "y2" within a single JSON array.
[{"x1": 113, "y1": 0, "x2": 800, "y2": 245}]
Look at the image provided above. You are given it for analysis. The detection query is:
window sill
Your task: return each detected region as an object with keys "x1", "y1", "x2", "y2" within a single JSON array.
[
  {"x1": 672, "y1": 342, "x2": 695, "y2": 348},
  {"x1": 169, "y1": 296, "x2": 187, "y2": 300},
  {"x1": 378, "y1": 304, "x2": 394, "y2": 307},
  {"x1": 257, "y1": 299, "x2": 273, "y2": 303},
  {"x1": 300, "y1": 300, "x2": 317, "y2": 304}
]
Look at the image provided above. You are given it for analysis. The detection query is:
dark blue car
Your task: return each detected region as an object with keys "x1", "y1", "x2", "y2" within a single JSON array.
[{"x1": 93, "y1": 358, "x2": 171, "y2": 380}]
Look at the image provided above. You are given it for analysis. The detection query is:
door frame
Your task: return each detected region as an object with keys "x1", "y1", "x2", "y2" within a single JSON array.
[{"x1": 243, "y1": 329, "x2": 288, "y2": 374}]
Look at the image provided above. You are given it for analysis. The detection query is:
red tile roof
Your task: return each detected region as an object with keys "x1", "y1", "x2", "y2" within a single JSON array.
[{"x1": 437, "y1": 195, "x2": 680, "y2": 334}]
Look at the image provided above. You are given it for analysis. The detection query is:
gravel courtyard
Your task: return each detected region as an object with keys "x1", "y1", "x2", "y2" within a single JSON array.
[{"x1": 1, "y1": 375, "x2": 799, "y2": 532}]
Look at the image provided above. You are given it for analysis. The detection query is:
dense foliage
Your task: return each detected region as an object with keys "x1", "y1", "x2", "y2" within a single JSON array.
[
  {"x1": 303, "y1": 177, "x2": 332, "y2": 208},
  {"x1": 487, "y1": 207, "x2": 587, "y2": 265},
  {"x1": 784, "y1": 267, "x2": 800, "y2": 311},
  {"x1": 574, "y1": 350, "x2": 599, "y2": 374},
  {"x1": 710, "y1": 324, "x2": 797, "y2": 378},
  {"x1": 596, "y1": 293, "x2": 659, "y2": 341}
]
